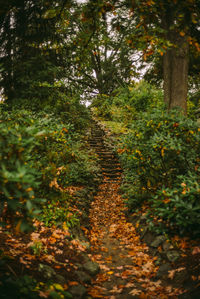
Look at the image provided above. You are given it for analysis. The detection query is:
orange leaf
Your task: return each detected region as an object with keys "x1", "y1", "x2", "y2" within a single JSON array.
[
  {"x1": 179, "y1": 31, "x2": 185, "y2": 37},
  {"x1": 129, "y1": 289, "x2": 141, "y2": 295},
  {"x1": 49, "y1": 237, "x2": 57, "y2": 244},
  {"x1": 192, "y1": 247, "x2": 200, "y2": 255},
  {"x1": 68, "y1": 281, "x2": 79, "y2": 286}
]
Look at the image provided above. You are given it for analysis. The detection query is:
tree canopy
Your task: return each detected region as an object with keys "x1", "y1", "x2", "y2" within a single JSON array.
[{"x1": 0, "y1": 0, "x2": 200, "y2": 111}]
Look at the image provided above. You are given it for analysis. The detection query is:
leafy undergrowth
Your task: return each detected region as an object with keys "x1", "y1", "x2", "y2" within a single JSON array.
[
  {"x1": 118, "y1": 109, "x2": 200, "y2": 237},
  {"x1": 0, "y1": 101, "x2": 101, "y2": 298}
]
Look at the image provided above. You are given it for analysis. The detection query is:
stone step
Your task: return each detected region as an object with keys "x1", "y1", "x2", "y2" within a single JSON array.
[
  {"x1": 103, "y1": 178, "x2": 121, "y2": 182},
  {"x1": 98, "y1": 156, "x2": 116, "y2": 161},
  {"x1": 101, "y1": 168, "x2": 122, "y2": 174},
  {"x1": 101, "y1": 163, "x2": 121, "y2": 168},
  {"x1": 96, "y1": 151, "x2": 114, "y2": 155},
  {"x1": 90, "y1": 145, "x2": 105, "y2": 149},
  {"x1": 102, "y1": 172, "x2": 121, "y2": 177},
  {"x1": 99, "y1": 159, "x2": 119, "y2": 165},
  {"x1": 91, "y1": 135, "x2": 104, "y2": 138}
]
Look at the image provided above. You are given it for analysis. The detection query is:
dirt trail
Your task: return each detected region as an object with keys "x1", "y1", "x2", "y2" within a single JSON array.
[{"x1": 86, "y1": 121, "x2": 184, "y2": 299}]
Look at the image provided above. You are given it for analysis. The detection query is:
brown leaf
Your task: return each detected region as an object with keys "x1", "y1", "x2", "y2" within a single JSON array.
[
  {"x1": 125, "y1": 282, "x2": 135, "y2": 288},
  {"x1": 192, "y1": 247, "x2": 200, "y2": 255},
  {"x1": 168, "y1": 270, "x2": 176, "y2": 279},
  {"x1": 129, "y1": 289, "x2": 141, "y2": 295}
]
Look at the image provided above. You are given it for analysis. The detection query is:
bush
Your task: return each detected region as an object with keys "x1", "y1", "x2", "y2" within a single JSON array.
[
  {"x1": 0, "y1": 102, "x2": 98, "y2": 230},
  {"x1": 113, "y1": 81, "x2": 163, "y2": 113},
  {"x1": 91, "y1": 81, "x2": 164, "y2": 125},
  {"x1": 149, "y1": 173, "x2": 200, "y2": 235},
  {"x1": 118, "y1": 108, "x2": 200, "y2": 236},
  {"x1": 0, "y1": 114, "x2": 44, "y2": 231}
]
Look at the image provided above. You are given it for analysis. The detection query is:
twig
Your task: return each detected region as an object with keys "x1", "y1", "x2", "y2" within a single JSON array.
[{"x1": 6, "y1": 264, "x2": 18, "y2": 278}]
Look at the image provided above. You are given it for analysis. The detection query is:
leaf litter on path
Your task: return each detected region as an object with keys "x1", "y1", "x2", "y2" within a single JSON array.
[{"x1": 87, "y1": 178, "x2": 185, "y2": 298}]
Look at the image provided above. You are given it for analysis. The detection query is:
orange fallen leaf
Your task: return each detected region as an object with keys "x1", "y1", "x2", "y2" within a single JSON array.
[
  {"x1": 192, "y1": 247, "x2": 200, "y2": 255},
  {"x1": 125, "y1": 282, "x2": 135, "y2": 288},
  {"x1": 192, "y1": 275, "x2": 197, "y2": 281},
  {"x1": 68, "y1": 281, "x2": 79, "y2": 286},
  {"x1": 129, "y1": 289, "x2": 141, "y2": 295},
  {"x1": 168, "y1": 269, "x2": 176, "y2": 279},
  {"x1": 49, "y1": 237, "x2": 57, "y2": 244}
]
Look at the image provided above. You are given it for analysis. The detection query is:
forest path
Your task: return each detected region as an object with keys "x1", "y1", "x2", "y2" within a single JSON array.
[{"x1": 85, "y1": 121, "x2": 183, "y2": 299}]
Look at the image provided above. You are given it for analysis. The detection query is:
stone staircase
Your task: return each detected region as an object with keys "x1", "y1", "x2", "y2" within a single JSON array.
[{"x1": 89, "y1": 121, "x2": 122, "y2": 182}]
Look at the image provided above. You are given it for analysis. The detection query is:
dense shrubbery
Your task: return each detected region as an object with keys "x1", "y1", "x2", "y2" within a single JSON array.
[
  {"x1": 0, "y1": 115, "x2": 43, "y2": 230},
  {"x1": 92, "y1": 81, "x2": 200, "y2": 236},
  {"x1": 119, "y1": 108, "x2": 200, "y2": 235},
  {"x1": 92, "y1": 81, "x2": 164, "y2": 123},
  {"x1": 0, "y1": 99, "x2": 99, "y2": 231},
  {"x1": 0, "y1": 95, "x2": 100, "y2": 298}
]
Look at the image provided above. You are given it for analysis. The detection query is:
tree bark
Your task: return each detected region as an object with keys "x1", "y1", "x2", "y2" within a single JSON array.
[
  {"x1": 163, "y1": 32, "x2": 189, "y2": 114},
  {"x1": 162, "y1": 4, "x2": 189, "y2": 117}
]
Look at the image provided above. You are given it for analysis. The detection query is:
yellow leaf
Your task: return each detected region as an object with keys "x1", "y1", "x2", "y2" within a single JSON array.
[
  {"x1": 53, "y1": 283, "x2": 64, "y2": 291},
  {"x1": 107, "y1": 271, "x2": 114, "y2": 275},
  {"x1": 147, "y1": 180, "x2": 151, "y2": 187}
]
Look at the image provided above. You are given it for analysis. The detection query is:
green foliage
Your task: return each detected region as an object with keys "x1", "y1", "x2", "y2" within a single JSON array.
[
  {"x1": 40, "y1": 193, "x2": 79, "y2": 228},
  {"x1": 114, "y1": 82, "x2": 163, "y2": 113},
  {"x1": 118, "y1": 108, "x2": 200, "y2": 236},
  {"x1": 149, "y1": 173, "x2": 200, "y2": 235},
  {"x1": 0, "y1": 114, "x2": 44, "y2": 231},
  {"x1": 30, "y1": 240, "x2": 47, "y2": 256},
  {"x1": 92, "y1": 81, "x2": 164, "y2": 123},
  {"x1": 0, "y1": 274, "x2": 72, "y2": 299},
  {"x1": 0, "y1": 275, "x2": 40, "y2": 299},
  {"x1": 0, "y1": 99, "x2": 98, "y2": 230}
]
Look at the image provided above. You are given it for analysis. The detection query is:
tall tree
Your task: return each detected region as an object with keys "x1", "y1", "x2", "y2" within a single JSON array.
[
  {"x1": 0, "y1": 0, "x2": 73, "y2": 105},
  {"x1": 63, "y1": 1, "x2": 138, "y2": 96},
  {"x1": 125, "y1": 0, "x2": 200, "y2": 113}
]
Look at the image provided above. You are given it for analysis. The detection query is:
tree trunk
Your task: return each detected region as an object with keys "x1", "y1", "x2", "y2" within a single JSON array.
[{"x1": 163, "y1": 32, "x2": 189, "y2": 114}]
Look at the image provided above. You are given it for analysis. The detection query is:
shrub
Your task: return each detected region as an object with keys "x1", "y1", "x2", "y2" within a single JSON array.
[
  {"x1": 0, "y1": 103, "x2": 98, "y2": 230},
  {"x1": 149, "y1": 173, "x2": 200, "y2": 235},
  {"x1": 91, "y1": 81, "x2": 164, "y2": 124},
  {"x1": 113, "y1": 81, "x2": 163, "y2": 113},
  {"x1": 0, "y1": 115, "x2": 44, "y2": 231},
  {"x1": 119, "y1": 108, "x2": 200, "y2": 235}
]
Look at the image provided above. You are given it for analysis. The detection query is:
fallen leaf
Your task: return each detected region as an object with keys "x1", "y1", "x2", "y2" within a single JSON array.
[
  {"x1": 68, "y1": 281, "x2": 79, "y2": 286},
  {"x1": 192, "y1": 247, "x2": 200, "y2": 255},
  {"x1": 39, "y1": 291, "x2": 49, "y2": 298},
  {"x1": 125, "y1": 282, "x2": 135, "y2": 288},
  {"x1": 192, "y1": 276, "x2": 197, "y2": 281},
  {"x1": 129, "y1": 289, "x2": 142, "y2": 295}
]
